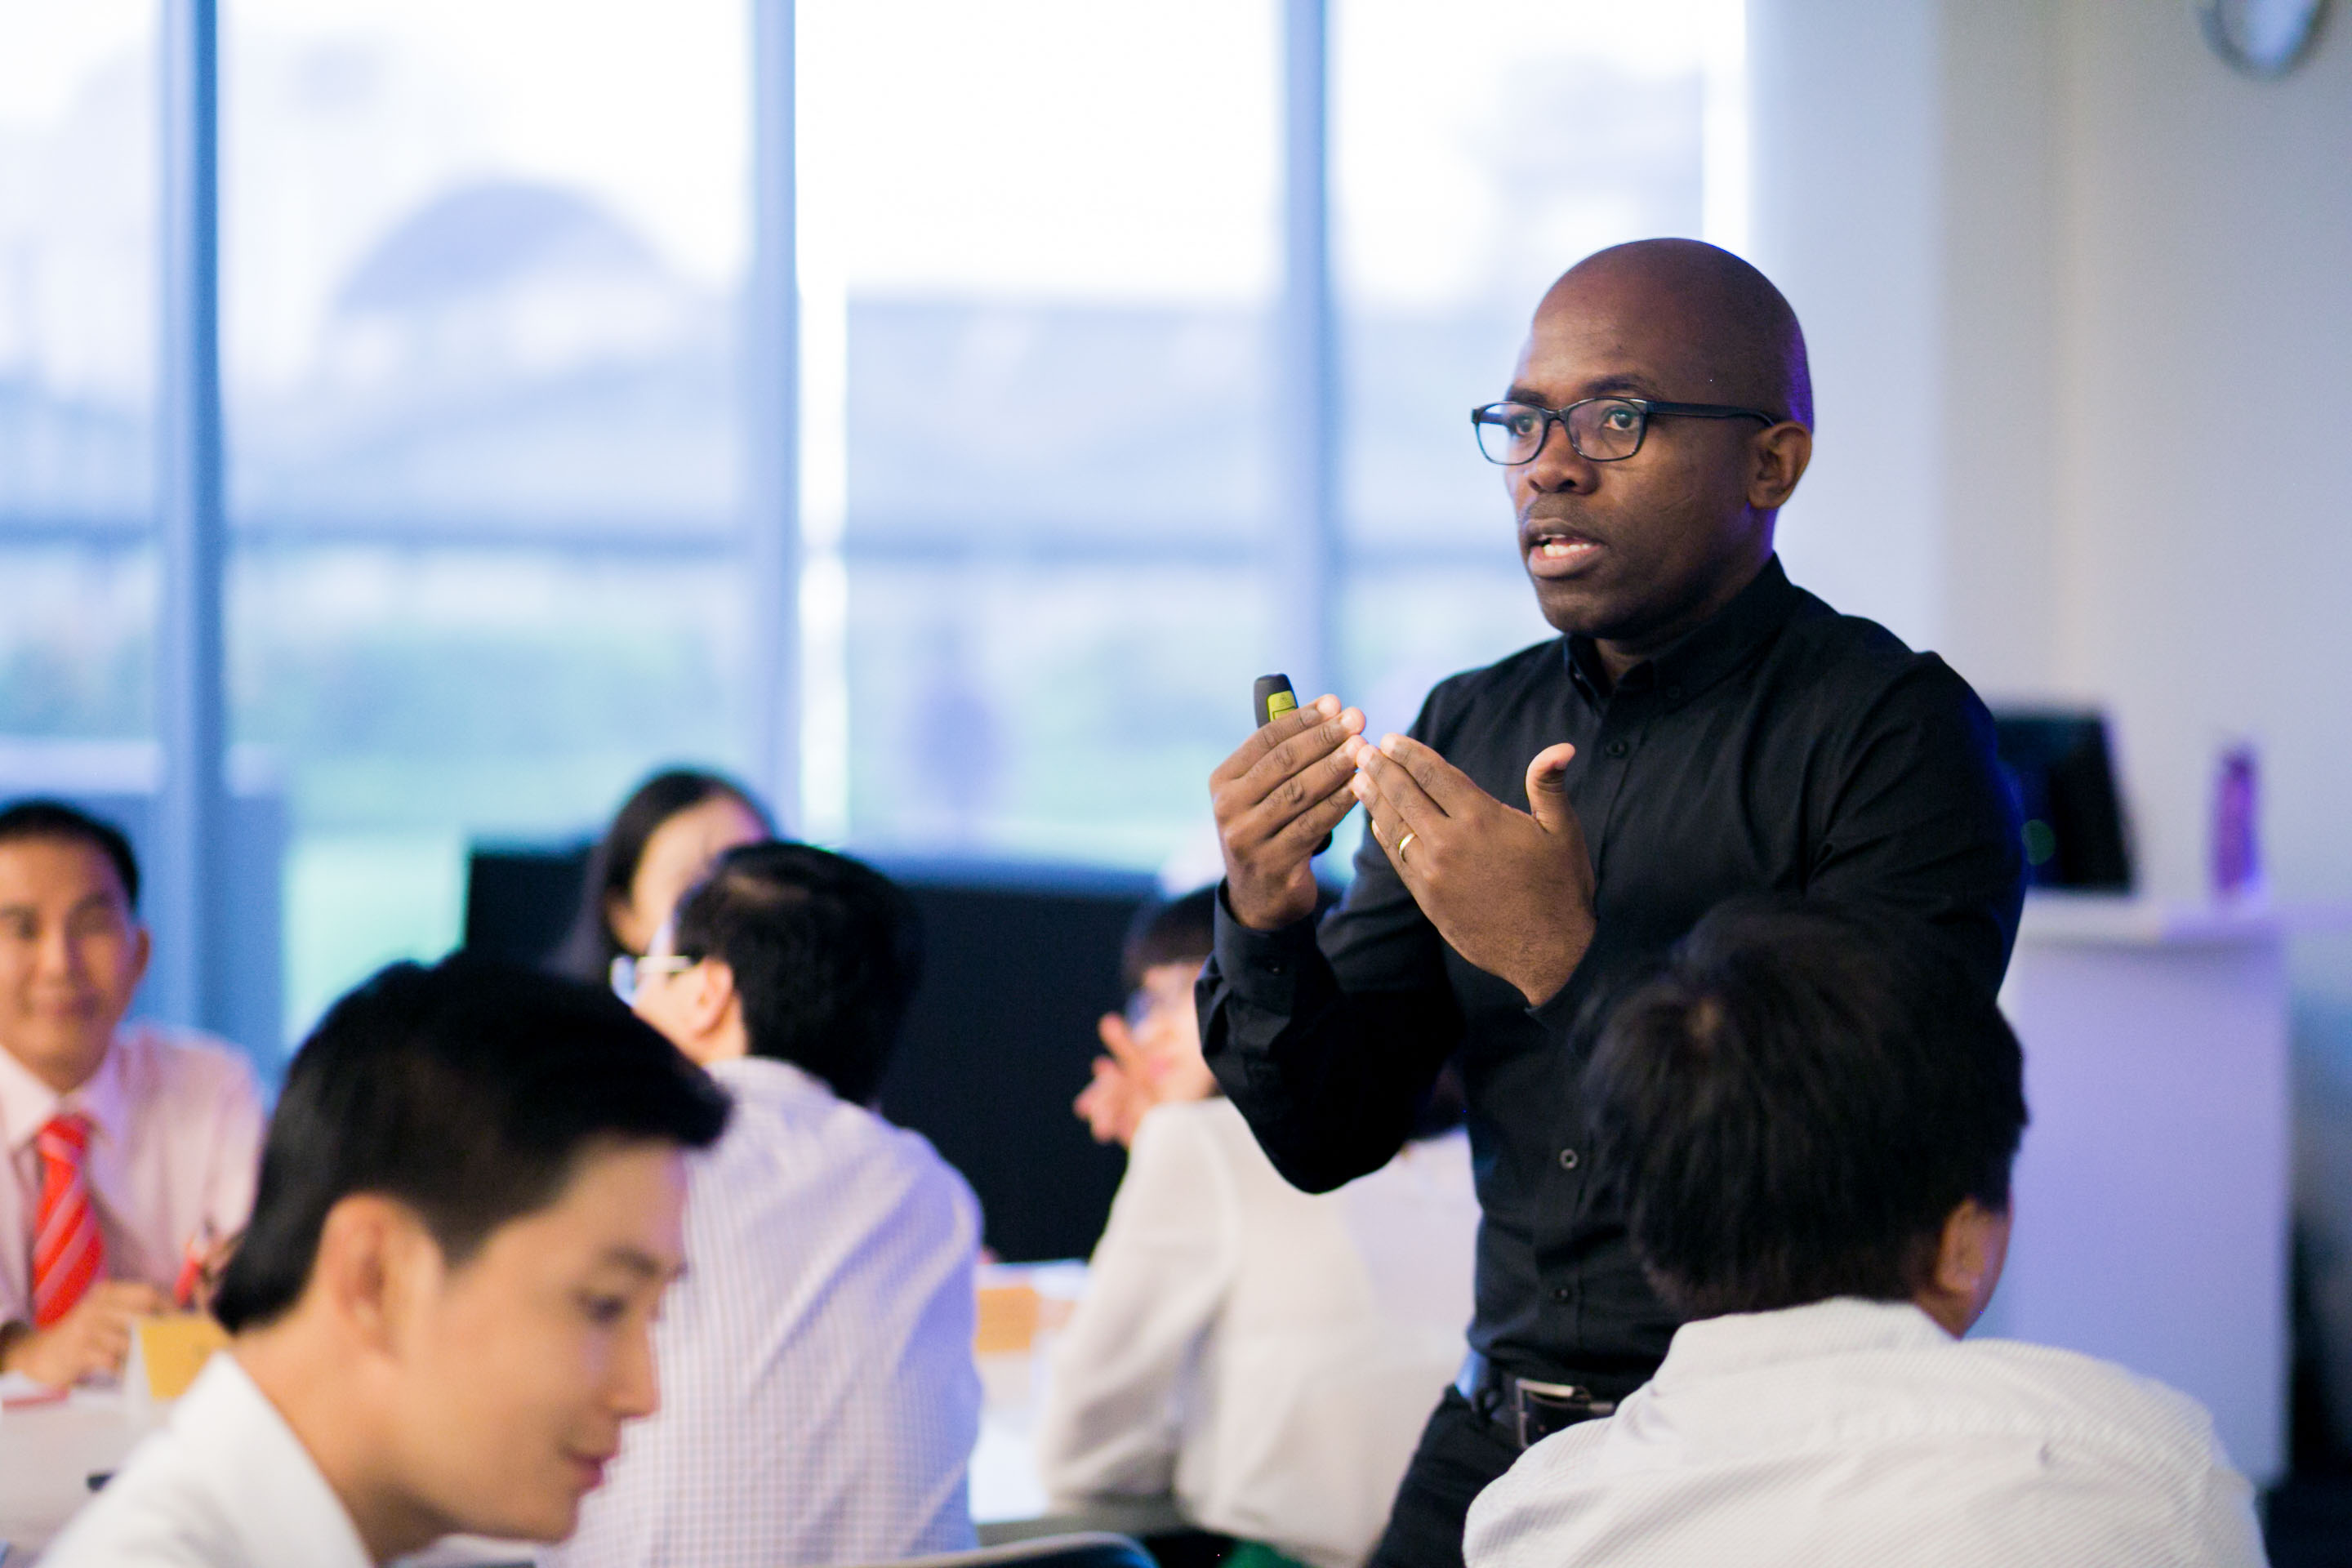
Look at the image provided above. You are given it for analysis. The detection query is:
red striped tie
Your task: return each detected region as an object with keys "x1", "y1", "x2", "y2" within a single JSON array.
[{"x1": 32, "y1": 1113, "x2": 103, "y2": 1329}]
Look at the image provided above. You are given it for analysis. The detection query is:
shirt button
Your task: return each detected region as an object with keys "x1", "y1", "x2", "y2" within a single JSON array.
[
  {"x1": 1606, "y1": 741, "x2": 1628, "y2": 759},
  {"x1": 1558, "y1": 1147, "x2": 1580, "y2": 1170},
  {"x1": 1552, "y1": 1286, "x2": 1572, "y2": 1303},
  {"x1": 1665, "y1": 684, "x2": 1683, "y2": 702}
]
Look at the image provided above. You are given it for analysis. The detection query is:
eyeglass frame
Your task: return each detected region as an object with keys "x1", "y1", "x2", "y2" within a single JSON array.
[
  {"x1": 1469, "y1": 396, "x2": 1782, "y2": 466},
  {"x1": 609, "y1": 951, "x2": 697, "y2": 1004}
]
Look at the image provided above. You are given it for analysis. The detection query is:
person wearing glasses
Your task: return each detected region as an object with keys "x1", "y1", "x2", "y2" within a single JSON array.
[
  {"x1": 1040, "y1": 888, "x2": 1478, "y2": 1568},
  {"x1": 559, "y1": 840, "x2": 983, "y2": 1568},
  {"x1": 1199, "y1": 238, "x2": 2025, "y2": 1568}
]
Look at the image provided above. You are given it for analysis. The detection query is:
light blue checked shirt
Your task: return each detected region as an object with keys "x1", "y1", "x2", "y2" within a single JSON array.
[{"x1": 550, "y1": 1055, "x2": 982, "y2": 1568}]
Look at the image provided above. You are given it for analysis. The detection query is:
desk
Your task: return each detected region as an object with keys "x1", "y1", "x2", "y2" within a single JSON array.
[{"x1": 0, "y1": 1386, "x2": 156, "y2": 1558}]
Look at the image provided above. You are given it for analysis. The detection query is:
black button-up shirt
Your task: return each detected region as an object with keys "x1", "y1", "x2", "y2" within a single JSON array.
[{"x1": 1200, "y1": 557, "x2": 2025, "y2": 1383}]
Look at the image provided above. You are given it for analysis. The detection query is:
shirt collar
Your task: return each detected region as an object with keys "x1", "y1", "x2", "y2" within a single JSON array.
[
  {"x1": 1563, "y1": 554, "x2": 1804, "y2": 707},
  {"x1": 172, "y1": 1353, "x2": 376, "y2": 1568},
  {"x1": 707, "y1": 1053, "x2": 835, "y2": 1105},
  {"x1": 0, "y1": 1027, "x2": 129, "y2": 1156},
  {"x1": 1651, "y1": 1296, "x2": 1954, "y2": 1390}
]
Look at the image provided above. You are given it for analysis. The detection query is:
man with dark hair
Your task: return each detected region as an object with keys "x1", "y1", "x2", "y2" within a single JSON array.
[
  {"x1": 42, "y1": 956, "x2": 730, "y2": 1568},
  {"x1": 1463, "y1": 903, "x2": 2264, "y2": 1567},
  {"x1": 0, "y1": 798, "x2": 265, "y2": 1387},
  {"x1": 557, "y1": 840, "x2": 982, "y2": 1568},
  {"x1": 1202, "y1": 238, "x2": 2025, "y2": 1564}
]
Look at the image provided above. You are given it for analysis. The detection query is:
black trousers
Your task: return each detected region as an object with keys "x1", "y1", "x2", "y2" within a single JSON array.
[{"x1": 1365, "y1": 1388, "x2": 1523, "y2": 1568}]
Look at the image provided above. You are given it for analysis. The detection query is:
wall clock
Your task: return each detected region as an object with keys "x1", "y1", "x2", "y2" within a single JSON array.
[{"x1": 2198, "y1": 0, "x2": 2330, "y2": 77}]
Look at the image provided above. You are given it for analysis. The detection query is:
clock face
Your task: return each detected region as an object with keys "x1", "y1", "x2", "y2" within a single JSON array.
[{"x1": 2199, "y1": 0, "x2": 2330, "y2": 77}]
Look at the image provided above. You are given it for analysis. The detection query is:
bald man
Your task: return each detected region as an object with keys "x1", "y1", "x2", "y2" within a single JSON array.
[{"x1": 1200, "y1": 239, "x2": 2025, "y2": 1568}]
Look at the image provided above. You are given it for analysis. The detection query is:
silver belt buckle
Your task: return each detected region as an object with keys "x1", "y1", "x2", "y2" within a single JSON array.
[{"x1": 1512, "y1": 1375, "x2": 1615, "y2": 1449}]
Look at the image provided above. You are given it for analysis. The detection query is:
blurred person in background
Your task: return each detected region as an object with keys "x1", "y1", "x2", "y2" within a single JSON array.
[
  {"x1": 555, "y1": 841, "x2": 982, "y2": 1568},
  {"x1": 41, "y1": 956, "x2": 731, "y2": 1568},
  {"x1": 555, "y1": 768, "x2": 773, "y2": 984},
  {"x1": 1040, "y1": 889, "x2": 1481, "y2": 1568},
  {"x1": 1073, "y1": 888, "x2": 1222, "y2": 1148},
  {"x1": 1466, "y1": 902, "x2": 2262, "y2": 1568},
  {"x1": 0, "y1": 799, "x2": 265, "y2": 1388}
]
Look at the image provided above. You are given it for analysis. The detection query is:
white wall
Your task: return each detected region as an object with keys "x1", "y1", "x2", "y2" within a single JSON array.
[
  {"x1": 1751, "y1": 0, "x2": 2352, "y2": 919},
  {"x1": 1750, "y1": 0, "x2": 2352, "y2": 1444}
]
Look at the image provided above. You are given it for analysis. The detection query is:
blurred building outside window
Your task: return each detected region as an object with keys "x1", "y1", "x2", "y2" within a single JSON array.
[{"x1": 0, "y1": 0, "x2": 1740, "y2": 1063}]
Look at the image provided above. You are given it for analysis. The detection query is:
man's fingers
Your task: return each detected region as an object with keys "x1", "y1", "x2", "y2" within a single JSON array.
[
  {"x1": 1524, "y1": 743, "x2": 1579, "y2": 837},
  {"x1": 1213, "y1": 695, "x2": 1350, "y2": 787},
  {"x1": 1266, "y1": 782, "x2": 1357, "y2": 862},
  {"x1": 1372, "y1": 734, "x2": 1486, "y2": 815},
  {"x1": 1351, "y1": 744, "x2": 1446, "y2": 843},
  {"x1": 1240, "y1": 707, "x2": 1365, "y2": 807},
  {"x1": 1099, "y1": 1017, "x2": 1152, "y2": 1075}
]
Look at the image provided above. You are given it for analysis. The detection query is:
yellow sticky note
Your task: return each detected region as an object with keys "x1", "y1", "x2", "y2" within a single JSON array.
[{"x1": 130, "y1": 1313, "x2": 229, "y2": 1402}]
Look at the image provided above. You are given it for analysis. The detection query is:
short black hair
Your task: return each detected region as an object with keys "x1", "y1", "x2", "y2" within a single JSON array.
[
  {"x1": 559, "y1": 767, "x2": 773, "y2": 978},
  {"x1": 1583, "y1": 900, "x2": 2026, "y2": 1319},
  {"x1": 0, "y1": 799, "x2": 140, "y2": 911},
  {"x1": 670, "y1": 841, "x2": 923, "y2": 1104},
  {"x1": 213, "y1": 956, "x2": 731, "y2": 1333},
  {"x1": 1120, "y1": 886, "x2": 1218, "y2": 991}
]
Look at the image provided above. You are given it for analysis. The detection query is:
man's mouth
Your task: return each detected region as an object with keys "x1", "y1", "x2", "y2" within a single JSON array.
[
  {"x1": 1522, "y1": 523, "x2": 1603, "y2": 576},
  {"x1": 568, "y1": 1450, "x2": 616, "y2": 1492}
]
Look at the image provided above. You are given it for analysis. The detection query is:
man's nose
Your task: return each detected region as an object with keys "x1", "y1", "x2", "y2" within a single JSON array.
[
  {"x1": 1521, "y1": 417, "x2": 1597, "y2": 495},
  {"x1": 612, "y1": 1316, "x2": 662, "y2": 1420},
  {"x1": 35, "y1": 924, "x2": 81, "y2": 980}
]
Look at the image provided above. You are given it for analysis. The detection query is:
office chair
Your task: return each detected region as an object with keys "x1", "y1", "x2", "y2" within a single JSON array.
[{"x1": 845, "y1": 1531, "x2": 1155, "y2": 1568}]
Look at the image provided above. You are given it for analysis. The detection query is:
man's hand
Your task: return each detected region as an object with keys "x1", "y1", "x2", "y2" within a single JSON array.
[
  {"x1": 1349, "y1": 736, "x2": 1596, "y2": 1005},
  {"x1": 1073, "y1": 1011, "x2": 1158, "y2": 1149},
  {"x1": 0, "y1": 1281, "x2": 168, "y2": 1388},
  {"x1": 1211, "y1": 694, "x2": 1365, "y2": 929}
]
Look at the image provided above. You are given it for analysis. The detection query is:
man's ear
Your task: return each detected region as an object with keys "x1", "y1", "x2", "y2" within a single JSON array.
[
  {"x1": 684, "y1": 957, "x2": 741, "y2": 1039},
  {"x1": 310, "y1": 1194, "x2": 437, "y2": 1354},
  {"x1": 1916, "y1": 1196, "x2": 2012, "y2": 1338},
  {"x1": 127, "y1": 923, "x2": 152, "y2": 991},
  {"x1": 1746, "y1": 421, "x2": 1812, "y2": 511}
]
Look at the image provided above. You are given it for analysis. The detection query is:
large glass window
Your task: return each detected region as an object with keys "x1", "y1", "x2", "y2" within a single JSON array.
[
  {"x1": 224, "y1": 0, "x2": 754, "y2": 1038},
  {"x1": 802, "y1": 0, "x2": 1278, "y2": 867},
  {"x1": 0, "y1": 2, "x2": 156, "y2": 755},
  {"x1": 1334, "y1": 0, "x2": 1731, "y2": 737}
]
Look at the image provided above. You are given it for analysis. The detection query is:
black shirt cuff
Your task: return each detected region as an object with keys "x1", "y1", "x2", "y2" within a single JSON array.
[{"x1": 1212, "y1": 880, "x2": 1321, "y2": 1010}]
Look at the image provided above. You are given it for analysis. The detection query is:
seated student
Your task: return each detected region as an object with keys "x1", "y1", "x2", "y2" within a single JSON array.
[
  {"x1": 1465, "y1": 902, "x2": 2265, "y2": 1568},
  {"x1": 1039, "y1": 888, "x2": 1481, "y2": 1568},
  {"x1": 555, "y1": 768, "x2": 773, "y2": 984},
  {"x1": 41, "y1": 956, "x2": 730, "y2": 1568},
  {"x1": 555, "y1": 840, "x2": 983, "y2": 1568},
  {"x1": 0, "y1": 799, "x2": 265, "y2": 1387}
]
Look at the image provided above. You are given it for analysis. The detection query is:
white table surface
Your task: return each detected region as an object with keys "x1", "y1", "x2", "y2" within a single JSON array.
[{"x1": 0, "y1": 1384, "x2": 159, "y2": 1560}]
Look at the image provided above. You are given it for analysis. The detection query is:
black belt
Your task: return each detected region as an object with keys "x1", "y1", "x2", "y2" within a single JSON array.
[{"x1": 1455, "y1": 1350, "x2": 1633, "y2": 1450}]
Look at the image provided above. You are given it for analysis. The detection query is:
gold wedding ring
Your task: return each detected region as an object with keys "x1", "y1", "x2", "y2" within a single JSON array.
[{"x1": 1396, "y1": 830, "x2": 1418, "y2": 863}]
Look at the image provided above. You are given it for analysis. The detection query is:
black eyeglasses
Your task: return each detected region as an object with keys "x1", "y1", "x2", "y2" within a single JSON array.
[{"x1": 1470, "y1": 397, "x2": 1780, "y2": 466}]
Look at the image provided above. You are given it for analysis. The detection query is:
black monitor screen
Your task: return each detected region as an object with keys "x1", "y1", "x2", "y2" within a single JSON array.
[{"x1": 1991, "y1": 710, "x2": 2132, "y2": 892}]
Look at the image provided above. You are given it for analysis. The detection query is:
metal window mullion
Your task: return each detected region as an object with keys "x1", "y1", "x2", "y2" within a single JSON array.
[
  {"x1": 746, "y1": 0, "x2": 802, "y2": 830},
  {"x1": 1273, "y1": 0, "x2": 1339, "y2": 702},
  {"x1": 154, "y1": 0, "x2": 227, "y2": 1032}
]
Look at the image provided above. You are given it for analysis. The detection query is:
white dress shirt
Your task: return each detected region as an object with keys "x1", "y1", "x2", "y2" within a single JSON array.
[
  {"x1": 1037, "y1": 1098, "x2": 1477, "y2": 1568},
  {"x1": 0, "y1": 1025, "x2": 265, "y2": 1327},
  {"x1": 549, "y1": 1055, "x2": 983, "y2": 1568},
  {"x1": 40, "y1": 1352, "x2": 371, "y2": 1568},
  {"x1": 1465, "y1": 1296, "x2": 2266, "y2": 1568}
]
